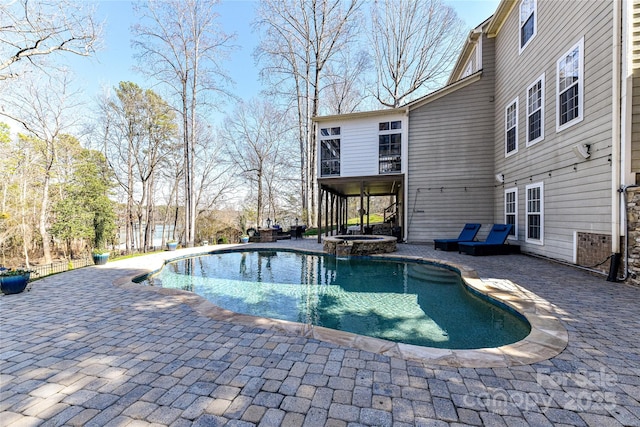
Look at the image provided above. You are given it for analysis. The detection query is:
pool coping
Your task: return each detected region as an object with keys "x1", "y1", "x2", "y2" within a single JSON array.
[{"x1": 111, "y1": 244, "x2": 568, "y2": 368}]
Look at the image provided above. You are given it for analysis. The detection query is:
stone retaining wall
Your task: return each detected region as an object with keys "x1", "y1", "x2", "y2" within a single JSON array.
[
  {"x1": 626, "y1": 188, "x2": 640, "y2": 286},
  {"x1": 323, "y1": 235, "x2": 397, "y2": 256}
]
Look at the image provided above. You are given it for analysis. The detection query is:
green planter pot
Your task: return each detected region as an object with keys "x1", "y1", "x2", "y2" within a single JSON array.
[
  {"x1": 92, "y1": 253, "x2": 110, "y2": 265},
  {"x1": 0, "y1": 272, "x2": 30, "y2": 295}
]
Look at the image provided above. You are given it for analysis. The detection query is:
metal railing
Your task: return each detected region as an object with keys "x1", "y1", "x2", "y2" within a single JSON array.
[
  {"x1": 384, "y1": 202, "x2": 397, "y2": 223},
  {"x1": 29, "y1": 258, "x2": 93, "y2": 279}
]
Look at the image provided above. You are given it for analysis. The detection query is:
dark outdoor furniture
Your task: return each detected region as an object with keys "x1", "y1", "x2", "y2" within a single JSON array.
[
  {"x1": 434, "y1": 223, "x2": 482, "y2": 251},
  {"x1": 290, "y1": 225, "x2": 305, "y2": 239},
  {"x1": 458, "y1": 224, "x2": 519, "y2": 256}
]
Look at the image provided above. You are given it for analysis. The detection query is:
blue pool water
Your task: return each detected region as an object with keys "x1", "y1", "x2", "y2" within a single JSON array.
[{"x1": 141, "y1": 250, "x2": 530, "y2": 349}]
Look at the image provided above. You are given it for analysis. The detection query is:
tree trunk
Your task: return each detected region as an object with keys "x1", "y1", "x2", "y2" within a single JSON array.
[
  {"x1": 20, "y1": 175, "x2": 30, "y2": 268},
  {"x1": 182, "y1": 79, "x2": 192, "y2": 247},
  {"x1": 39, "y1": 171, "x2": 52, "y2": 264},
  {"x1": 257, "y1": 168, "x2": 263, "y2": 228}
]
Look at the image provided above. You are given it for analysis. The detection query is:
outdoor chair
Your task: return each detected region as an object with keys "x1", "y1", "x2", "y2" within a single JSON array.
[
  {"x1": 457, "y1": 224, "x2": 519, "y2": 256},
  {"x1": 433, "y1": 223, "x2": 481, "y2": 251}
]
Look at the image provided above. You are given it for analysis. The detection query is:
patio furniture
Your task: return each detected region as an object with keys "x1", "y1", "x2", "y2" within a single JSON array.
[
  {"x1": 290, "y1": 225, "x2": 306, "y2": 239},
  {"x1": 434, "y1": 223, "x2": 482, "y2": 251},
  {"x1": 458, "y1": 224, "x2": 519, "y2": 256}
]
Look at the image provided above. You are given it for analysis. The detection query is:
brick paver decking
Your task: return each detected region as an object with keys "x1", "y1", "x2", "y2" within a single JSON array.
[{"x1": 1, "y1": 239, "x2": 639, "y2": 426}]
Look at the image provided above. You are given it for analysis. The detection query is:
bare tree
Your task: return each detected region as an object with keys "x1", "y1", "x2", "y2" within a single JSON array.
[
  {"x1": 0, "y1": 0, "x2": 101, "y2": 80},
  {"x1": 193, "y1": 122, "x2": 236, "y2": 220},
  {"x1": 96, "y1": 82, "x2": 178, "y2": 253},
  {"x1": 221, "y1": 100, "x2": 293, "y2": 229},
  {"x1": 132, "y1": 0, "x2": 234, "y2": 247},
  {"x1": 322, "y1": 49, "x2": 372, "y2": 115},
  {"x1": 0, "y1": 72, "x2": 83, "y2": 264},
  {"x1": 255, "y1": 0, "x2": 361, "y2": 226},
  {"x1": 370, "y1": 0, "x2": 465, "y2": 108}
]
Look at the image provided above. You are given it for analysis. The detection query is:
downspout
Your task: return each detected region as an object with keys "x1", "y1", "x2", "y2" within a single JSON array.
[
  {"x1": 607, "y1": 0, "x2": 623, "y2": 281},
  {"x1": 403, "y1": 107, "x2": 410, "y2": 242}
]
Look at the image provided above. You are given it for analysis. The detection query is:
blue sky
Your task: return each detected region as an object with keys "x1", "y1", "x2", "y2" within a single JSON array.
[{"x1": 69, "y1": 0, "x2": 500, "y2": 121}]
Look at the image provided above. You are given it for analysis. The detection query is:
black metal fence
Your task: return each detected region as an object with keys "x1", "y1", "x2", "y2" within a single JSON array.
[{"x1": 30, "y1": 258, "x2": 93, "y2": 279}]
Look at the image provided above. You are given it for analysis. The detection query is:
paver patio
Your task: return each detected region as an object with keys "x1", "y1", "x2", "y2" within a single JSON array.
[{"x1": 1, "y1": 238, "x2": 640, "y2": 426}]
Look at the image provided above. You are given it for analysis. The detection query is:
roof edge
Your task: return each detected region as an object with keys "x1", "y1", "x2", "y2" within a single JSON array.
[
  {"x1": 405, "y1": 71, "x2": 483, "y2": 111},
  {"x1": 313, "y1": 107, "x2": 407, "y2": 123},
  {"x1": 487, "y1": 0, "x2": 517, "y2": 37},
  {"x1": 447, "y1": 16, "x2": 492, "y2": 85}
]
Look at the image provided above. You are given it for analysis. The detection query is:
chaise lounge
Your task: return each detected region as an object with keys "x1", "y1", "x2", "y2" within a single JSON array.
[
  {"x1": 434, "y1": 223, "x2": 482, "y2": 251},
  {"x1": 458, "y1": 224, "x2": 519, "y2": 256}
]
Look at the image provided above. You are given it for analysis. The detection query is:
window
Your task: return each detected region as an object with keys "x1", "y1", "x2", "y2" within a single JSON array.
[
  {"x1": 519, "y1": 0, "x2": 536, "y2": 51},
  {"x1": 379, "y1": 121, "x2": 401, "y2": 131},
  {"x1": 556, "y1": 38, "x2": 584, "y2": 131},
  {"x1": 462, "y1": 60, "x2": 473, "y2": 78},
  {"x1": 526, "y1": 182, "x2": 543, "y2": 244},
  {"x1": 505, "y1": 188, "x2": 518, "y2": 239},
  {"x1": 526, "y1": 74, "x2": 545, "y2": 146},
  {"x1": 379, "y1": 121, "x2": 401, "y2": 173},
  {"x1": 320, "y1": 127, "x2": 340, "y2": 176},
  {"x1": 505, "y1": 99, "x2": 518, "y2": 156}
]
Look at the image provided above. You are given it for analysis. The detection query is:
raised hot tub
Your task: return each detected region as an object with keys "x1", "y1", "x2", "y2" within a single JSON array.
[{"x1": 323, "y1": 235, "x2": 397, "y2": 256}]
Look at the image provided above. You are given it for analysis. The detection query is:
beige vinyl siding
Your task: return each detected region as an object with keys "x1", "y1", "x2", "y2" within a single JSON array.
[
  {"x1": 406, "y1": 34, "x2": 496, "y2": 243},
  {"x1": 318, "y1": 115, "x2": 406, "y2": 178},
  {"x1": 632, "y1": 0, "x2": 640, "y2": 173},
  {"x1": 492, "y1": 0, "x2": 613, "y2": 262}
]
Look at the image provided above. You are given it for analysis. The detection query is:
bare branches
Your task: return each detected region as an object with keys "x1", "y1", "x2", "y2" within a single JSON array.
[
  {"x1": 370, "y1": 0, "x2": 465, "y2": 107},
  {"x1": 132, "y1": 0, "x2": 236, "y2": 247},
  {"x1": 0, "y1": 0, "x2": 101, "y2": 80},
  {"x1": 0, "y1": 71, "x2": 84, "y2": 263},
  {"x1": 254, "y1": 0, "x2": 362, "y2": 224},
  {"x1": 221, "y1": 100, "x2": 295, "y2": 226}
]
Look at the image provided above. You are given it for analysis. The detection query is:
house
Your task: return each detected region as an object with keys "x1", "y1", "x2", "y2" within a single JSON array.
[{"x1": 314, "y1": 0, "x2": 639, "y2": 279}]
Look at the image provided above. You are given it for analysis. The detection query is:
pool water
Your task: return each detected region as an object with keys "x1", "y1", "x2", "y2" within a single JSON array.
[{"x1": 142, "y1": 250, "x2": 530, "y2": 349}]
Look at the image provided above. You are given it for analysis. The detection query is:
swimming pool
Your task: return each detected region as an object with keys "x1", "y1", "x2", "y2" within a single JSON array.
[{"x1": 140, "y1": 249, "x2": 530, "y2": 349}]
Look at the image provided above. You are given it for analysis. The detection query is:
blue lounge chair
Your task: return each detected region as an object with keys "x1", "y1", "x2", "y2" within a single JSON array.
[
  {"x1": 434, "y1": 223, "x2": 482, "y2": 251},
  {"x1": 458, "y1": 224, "x2": 519, "y2": 256}
]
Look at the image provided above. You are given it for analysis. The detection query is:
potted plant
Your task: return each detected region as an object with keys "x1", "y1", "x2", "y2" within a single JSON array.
[
  {"x1": 0, "y1": 268, "x2": 32, "y2": 295},
  {"x1": 237, "y1": 214, "x2": 251, "y2": 243},
  {"x1": 166, "y1": 240, "x2": 178, "y2": 251},
  {"x1": 91, "y1": 248, "x2": 110, "y2": 265}
]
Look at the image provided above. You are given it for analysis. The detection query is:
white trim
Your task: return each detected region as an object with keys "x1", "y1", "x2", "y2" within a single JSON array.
[
  {"x1": 526, "y1": 73, "x2": 545, "y2": 146},
  {"x1": 462, "y1": 60, "x2": 473, "y2": 78},
  {"x1": 556, "y1": 37, "x2": 585, "y2": 132},
  {"x1": 378, "y1": 120, "x2": 402, "y2": 174},
  {"x1": 319, "y1": 126, "x2": 341, "y2": 177},
  {"x1": 519, "y1": 0, "x2": 537, "y2": 54},
  {"x1": 504, "y1": 187, "x2": 518, "y2": 240},
  {"x1": 505, "y1": 97, "x2": 519, "y2": 157},
  {"x1": 525, "y1": 182, "x2": 544, "y2": 245},
  {"x1": 476, "y1": 33, "x2": 483, "y2": 69}
]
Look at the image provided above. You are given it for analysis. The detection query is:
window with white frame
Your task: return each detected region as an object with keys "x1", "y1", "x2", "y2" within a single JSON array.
[
  {"x1": 379, "y1": 121, "x2": 401, "y2": 174},
  {"x1": 526, "y1": 182, "x2": 543, "y2": 244},
  {"x1": 519, "y1": 0, "x2": 536, "y2": 51},
  {"x1": 526, "y1": 74, "x2": 545, "y2": 146},
  {"x1": 462, "y1": 60, "x2": 473, "y2": 78},
  {"x1": 505, "y1": 188, "x2": 518, "y2": 239},
  {"x1": 556, "y1": 38, "x2": 584, "y2": 131},
  {"x1": 320, "y1": 127, "x2": 340, "y2": 176},
  {"x1": 505, "y1": 99, "x2": 518, "y2": 156}
]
